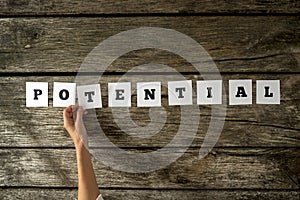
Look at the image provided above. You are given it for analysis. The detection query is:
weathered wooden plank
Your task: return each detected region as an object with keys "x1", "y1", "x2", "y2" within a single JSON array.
[
  {"x1": 0, "y1": 188, "x2": 76, "y2": 200},
  {"x1": 0, "y1": 188, "x2": 299, "y2": 200},
  {"x1": 1, "y1": 107, "x2": 298, "y2": 148},
  {"x1": 0, "y1": 74, "x2": 299, "y2": 148},
  {"x1": 0, "y1": 0, "x2": 299, "y2": 15},
  {"x1": 0, "y1": 16, "x2": 299, "y2": 73},
  {"x1": 0, "y1": 148, "x2": 299, "y2": 189}
]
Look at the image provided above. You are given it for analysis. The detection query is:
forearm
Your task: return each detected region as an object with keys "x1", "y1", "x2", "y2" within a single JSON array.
[
  {"x1": 75, "y1": 141, "x2": 100, "y2": 200},
  {"x1": 64, "y1": 106, "x2": 100, "y2": 200}
]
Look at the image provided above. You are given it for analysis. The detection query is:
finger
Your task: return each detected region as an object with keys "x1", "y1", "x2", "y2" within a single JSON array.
[
  {"x1": 72, "y1": 105, "x2": 79, "y2": 113},
  {"x1": 74, "y1": 106, "x2": 88, "y2": 116},
  {"x1": 64, "y1": 105, "x2": 71, "y2": 112},
  {"x1": 78, "y1": 106, "x2": 88, "y2": 115},
  {"x1": 64, "y1": 105, "x2": 75, "y2": 120},
  {"x1": 67, "y1": 105, "x2": 74, "y2": 112},
  {"x1": 63, "y1": 106, "x2": 71, "y2": 117},
  {"x1": 76, "y1": 106, "x2": 86, "y2": 117},
  {"x1": 83, "y1": 110, "x2": 88, "y2": 115}
]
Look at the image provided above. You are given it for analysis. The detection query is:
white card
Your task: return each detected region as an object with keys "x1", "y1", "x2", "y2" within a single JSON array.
[
  {"x1": 108, "y1": 82, "x2": 131, "y2": 107},
  {"x1": 137, "y1": 82, "x2": 161, "y2": 107},
  {"x1": 256, "y1": 80, "x2": 280, "y2": 104},
  {"x1": 26, "y1": 82, "x2": 48, "y2": 107},
  {"x1": 168, "y1": 80, "x2": 193, "y2": 105},
  {"x1": 197, "y1": 80, "x2": 222, "y2": 104},
  {"x1": 77, "y1": 84, "x2": 102, "y2": 109},
  {"x1": 53, "y1": 82, "x2": 76, "y2": 107},
  {"x1": 229, "y1": 80, "x2": 252, "y2": 105}
]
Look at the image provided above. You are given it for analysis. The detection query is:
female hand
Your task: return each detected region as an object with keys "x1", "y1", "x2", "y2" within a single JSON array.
[{"x1": 63, "y1": 105, "x2": 89, "y2": 148}]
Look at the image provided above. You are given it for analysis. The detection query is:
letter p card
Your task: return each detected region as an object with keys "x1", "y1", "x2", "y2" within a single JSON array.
[{"x1": 26, "y1": 82, "x2": 48, "y2": 107}]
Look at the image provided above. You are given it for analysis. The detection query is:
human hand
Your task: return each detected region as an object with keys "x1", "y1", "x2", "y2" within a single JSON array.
[{"x1": 63, "y1": 105, "x2": 89, "y2": 148}]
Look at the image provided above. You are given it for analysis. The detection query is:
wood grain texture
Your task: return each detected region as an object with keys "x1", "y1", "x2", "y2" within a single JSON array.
[
  {"x1": 1, "y1": 1, "x2": 299, "y2": 199},
  {"x1": 0, "y1": 0, "x2": 299, "y2": 15},
  {"x1": 0, "y1": 74, "x2": 299, "y2": 148},
  {"x1": 0, "y1": 16, "x2": 299, "y2": 73},
  {"x1": 0, "y1": 148, "x2": 299, "y2": 189},
  {"x1": 0, "y1": 188, "x2": 299, "y2": 200}
]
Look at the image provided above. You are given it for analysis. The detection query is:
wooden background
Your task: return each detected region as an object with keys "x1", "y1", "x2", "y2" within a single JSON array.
[{"x1": 0, "y1": 0, "x2": 299, "y2": 199}]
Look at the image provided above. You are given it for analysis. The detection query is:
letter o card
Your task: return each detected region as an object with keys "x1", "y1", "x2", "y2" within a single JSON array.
[
  {"x1": 53, "y1": 82, "x2": 76, "y2": 107},
  {"x1": 26, "y1": 82, "x2": 48, "y2": 107}
]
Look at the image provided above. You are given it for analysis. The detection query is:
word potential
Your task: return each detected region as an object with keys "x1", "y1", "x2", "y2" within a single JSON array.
[{"x1": 26, "y1": 80, "x2": 280, "y2": 108}]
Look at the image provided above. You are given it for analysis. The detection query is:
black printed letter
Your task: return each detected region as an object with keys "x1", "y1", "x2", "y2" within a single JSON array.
[
  {"x1": 144, "y1": 89, "x2": 155, "y2": 100},
  {"x1": 59, "y1": 89, "x2": 69, "y2": 100},
  {"x1": 235, "y1": 86, "x2": 247, "y2": 97},
  {"x1": 207, "y1": 87, "x2": 212, "y2": 98},
  {"x1": 85, "y1": 91, "x2": 95, "y2": 102},
  {"x1": 33, "y1": 89, "x2": 42, "y2": 100},
  {"x1": 264, "y1": 86, "x2": 273, "y2": 97},
  {"x1": 175, "y1": 87, "x2": 186, "y2": 98},
  {"x1": 115, "y1": 89, "x2": 125, "y2": 100}
]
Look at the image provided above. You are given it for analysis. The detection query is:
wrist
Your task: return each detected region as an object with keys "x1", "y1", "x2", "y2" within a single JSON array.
[
  {"x1": 74, "y1": 136, "x2": 84, "y2": 148},
  {"x1": 75, "y1": 140, "x2": 90, "y2": 160}
]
